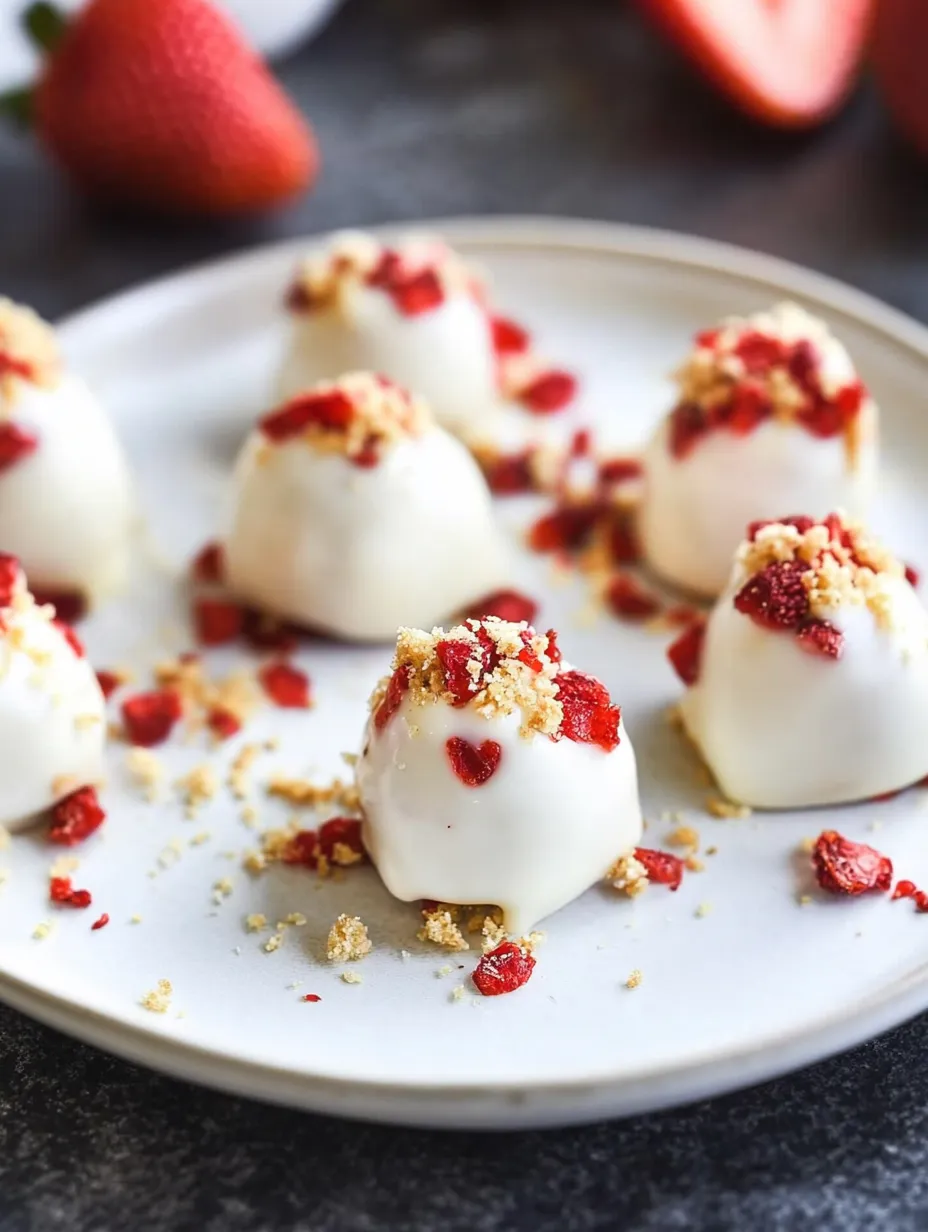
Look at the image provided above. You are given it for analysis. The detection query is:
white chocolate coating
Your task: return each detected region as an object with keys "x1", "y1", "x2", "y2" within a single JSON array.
[
  {"x1": 0, "y1": 374, "x2": 133, "y2": 601},
  {"x1": 680, "y1": 568, "x2": 928, "y2": 809},
  {"x1": 640, "y1": 404, "x2": 878, "y2": 598},
  {"x1": 0, "y1": 594, "x2": 105, "y2": 832},
  {"x1": 357, "y1": 693, "x2": 643, "y2": 934},
  {"x1": 279, "y1": 286, "x2": 502, "y2": 441},
  {"x1": 225, "y1": 423, "x2": 508, "y2": 642}
]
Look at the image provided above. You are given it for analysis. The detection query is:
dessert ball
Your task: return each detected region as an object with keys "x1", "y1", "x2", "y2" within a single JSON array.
[
  {"x1": 0, "y1": 298, "x2": 134, "y2": 609},
  {"x1": 279, "y1": 231, "x2": 576, "y2": 446},
  {"x1": 225, "y1": 373, "x2": 508, "y2": 641},
  {"x1": 668, "y1": 513, "x2": 928, "y2": 809},
  {"x1": 640, "y1": 303, "x2": 878, "y2": 597},
  {"x1": 0, "y1": 555, "x2": 105, "y2": 831},
  {"x1": 357, "y1": 618, "x2": 643, "y2": 932}
]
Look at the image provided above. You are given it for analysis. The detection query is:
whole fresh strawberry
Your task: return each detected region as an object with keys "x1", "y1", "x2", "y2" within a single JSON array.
[{"x1": 17, "y1": 0, "x2": 318, "y2": 216}]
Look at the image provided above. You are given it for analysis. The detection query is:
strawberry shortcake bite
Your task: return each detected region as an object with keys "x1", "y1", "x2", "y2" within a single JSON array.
[
  {"x1": 0, "y1": 299, "x2": 133, "y2": 612},
  {"x1": 225, "y1": 372, "x2": 508, "y2": 641},
  {"x1": 640, "y1": 303, "x2": 878, "y2": 597},
  {"x1": 357, "y1": 618, "x2": 643, "y2": 932},
  {"x1": 279, "y1": 231, "x2": 577, "y2": 448},
  {"x1": 668, "y1": 513, "x2": 928, "y2": 808},
  {"x1": 0, "y1": 555, "x2": 105, "y2": 831}
]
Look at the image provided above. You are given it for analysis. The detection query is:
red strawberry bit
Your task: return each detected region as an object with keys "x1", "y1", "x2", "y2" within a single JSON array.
[
  {"x1": 634, "y1": 847, "x2": 684, "y2": 891},
  {"x1": 121, "y1": 689, "x2": 183, "y2": 747},
  {"x1": 812, "y1": 830, "x2": 893, "y2": 896},
  {"x1": 916, "y1": 892, "x2": 928, "y2": 913},
  {"x1": 667, "y1": 620, "x2": 706, "y2": 687},
  {"x1": 545, "y1": 629, "x2": 562, "y2": 663},
  {"x1": 734, "y1": 559, "x2": 810, "y2": 630},
  {"x1": 608, "y1": 509, "x2": 641, "y2": 565},
  {"x1": 436, "y1": 635, "x2": 497, "y2": 706},
  {"x1": 555, "y1": 670, "x2": 620, "y2": 753},
  {"x1": 95, "y1": 669, "x2": 122, "y2": 700},
  {"x1": 31, "y1": 587, "x2": 86, "y2": 624},
  {"x1": 259, "y1": 661, "x2": 311, "y2": 708},
  {"x1": 49, "y1": 876, "x2": 92, "y2": 908},
  {"x1": 55, "y1": 620, "x2": 85, "y2": 658},
  {"x1": 366, "y1": 251, "x2": 445, "y2": 316},
  {"x1": 695, "y1": 328, "x2": 720, "y2": 350},
  {"x1": 0, "y1": 422, "x2": 38, "y2": 472},
  {"x1": 472, "y1": 941, "x2": 536, "y2": 997},
  {"x1": 259, "y1": 390, "x2": 354, "y2": 442},
  {"x1": 318, "y1": 816, "x2": 366, "y2": 861},
  {"x1": 446, "y1": 736, "x2": 502, "y2": 787},
  {"x1": 893, "y1": 879, "x2": 917, "y2": 900},
  {"x1": 519, "y1": 370, "x2": 577, "y2": 415},
  {"x1": 282, "y1": 829, "x2": 318, "y2": 868},
  {"x1": 490, "y1": 316, "x2": 530, "y2": 355},
  {"x1": 668, "y1": 401, "x2": 710, "y2": 459},
  {"x1": 91, "y1": 912, "x2": 110, "y2": 931},
  {"x1": 207, "y1": 706, "x2": 241, "y2": 741},
  {"x1": 747, "y1": 515, "x2": 815, "y2": 541},
  {"x1": 191, "y1": 540, "x2": 225, "y2": 584},
  {"x1": 0, "y1": 553, "x2": 20, "y2": 607},
  {"x1": 463, "y1": 589, "x2": 538, "y2": 626},
  {"x1": 727, "y1": 383, "x2": 770, "y2": 435},
  {"x1": 529, "y1": 503, "x2": 600, "y2": 554},
  {"x1": 0, "y1": 353, "x2": 35, "y2": 382},
  {"x1": 484, "y1": 450, "x2": 535, "y2": 495},
  {"x1": 301, "y1": 993, "x2": 322, "y2": 1003},
  {"x1": 905, "y1": 562, "x2": 920, "y2": 588},
  {"x1": 664, "y1": 604, "x2": 702, "y2": 628},
  {"x1": 241, "y1": 608, "x2": 301, "y2": 655},
  {"x1": 598, "y1": 456, "x2": 643, "y2": 486},
  {"x1": 796, "y1": 619, "x2": 844, "y2": 660},
  {"x1": 606, "y1": 574, "x2": 661, "y2": 621},
  {"x1": 374, "y1": 664, "x2": 411, "y2": 731},
  {"x1": 193, "y1": 598, "x2": 244, "y2": 647},
  {"x1": 733, "y1": 331, "x2": 788, "y2": 373},
  {"x1": 49, "y1": 786, "x2": 105, "y2": 846}
]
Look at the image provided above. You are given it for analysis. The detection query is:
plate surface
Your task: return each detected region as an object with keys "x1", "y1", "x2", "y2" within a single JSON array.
[{"x1": 2, "y1": 218, "x2": 928, "y2": 1130}]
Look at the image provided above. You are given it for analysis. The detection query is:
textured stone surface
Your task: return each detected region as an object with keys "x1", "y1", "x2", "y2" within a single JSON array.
[{"x1": 3, "y1": 1, "x2": 928, "y2": 1228}]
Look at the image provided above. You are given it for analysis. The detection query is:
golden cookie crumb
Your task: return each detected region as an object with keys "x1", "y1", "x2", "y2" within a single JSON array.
[
  {"x1": 418, "y1": 907, "x2": 469, "y2": 952},
  {"x1": 326, "y1": 914, "x2": 372, "y2": 962},
  {"x1": 625, "y1": 968, "x2": 643, "y2": 990},
  {"x1": 141, "y1": 978, "x2": 173, "y2": 1013},
  {"x1": 705, "y1": 796, "x2": 752, "y2": 820}
]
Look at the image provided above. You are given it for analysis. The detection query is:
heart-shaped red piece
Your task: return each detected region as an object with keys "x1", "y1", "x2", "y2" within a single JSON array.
[{"x1": 446, "y1": 736, "x2": 502, "y2": 787}]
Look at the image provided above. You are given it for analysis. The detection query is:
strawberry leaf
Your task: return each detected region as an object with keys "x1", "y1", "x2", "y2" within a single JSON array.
[{"x1": 22, "y1": 1, "x2": 69, "y2": 53}]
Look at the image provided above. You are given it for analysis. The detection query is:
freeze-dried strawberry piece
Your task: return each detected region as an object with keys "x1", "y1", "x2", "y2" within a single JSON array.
[
  {"x1": 545, "y1": 629, "x2": 562, "y2": 663},
  {"x1": 374, "y1": 664, "x2": 411, "y2": 731},
  {"x1": 490, "y1": 316, "x2": 530, "y2": 355},
  {"x1": 734, "y1": 560, "x2": 810, "y2": 630},
  {"x1": 529, "y1": 503, "x2": 600, "y2": 553},
  {"x1": 55, "y1": 620, "x2": 85, "y2": 658},
  {"x1": 733, "y1": 331, "x2": 788, "y2": 373},
  {"x1": 259, "y1": 390, "x2": 354, "y2": 441},
  {"x1": 193, "y1": 598, "x2": 244, "y2": 647},
  {"x1": 446, "y1": 736, "x2": 502, "y2": 786},
  {"x1": 747, "y1": 515, "x2": 815, "y2": 541},
  {"x1": 207, "y1": 707, "x2": 241, "y2": 741},
  {"x1": 556, "y1": 670, "x2": 620, "y2": 752},
  {"x1": 519, "y1": 369, "x2": 577, "y2": 414},
  {"x1": 48, "y1": 786, "x2": 105, "y2": 846},
  {"x1": 91, "y1": 913, "x2": 110, "y2": 931},
  {"x1": 893, "y1": 879, "x2": 917, "y2": 900},
  {"x1": 812, "y1": 829, "x2": 893, "y2": 896},
  {"x1": 796, "y1": 619, "x2": 844, "y2": 660},
  {"x1": 727, "y1": 382, "x2": 769, "y2": 435},
  {"x1": 318, "y1": 816, "x2": 366, "y2": 862},
  {"x1": 0, "y1": 422, "x2": 38, "y2": 472},
  {"x1": 609, "y1": 509, "x2": 641, "y2": 564},
  {"x1": 191, "y1": 540, "x2": 225, "y2": 584},
  {"x1": 788, "y1": 339, "x2": 820, "y2": 390},
  {"x1": 472, "y1": 941, "x2": 536, "y2": 996},
  {"x1": 599, "y1": 456, "x2": 643, "y2": 486},
  {"x1": 366, "y1": 251, "x2": 445, "y2": 316},
  {"x1": 436, "y1": 635, "x2": 497, "y2": 706},
  {"x1": 667, "y1": 620, "x2": 706, "y2": 687},
  {"x1": 905, "y1": 562, "x2": 920, "y2": 588},
  {"x1": 0, "y1": 553, "x2": 19, "y2": 607},
  {"x1": 259, "y1": 661, "x2": 311, "y2": 708},
  {"x1": 95, "y1": 669, "x2": 121, "y2": 700},
  {"x1": 121, "y1": 689, "x2": 183, "y2": 747},
  {"x1": 484, "y1": 450, "x2": 535, "y2": 495},
  {"x1": 282, "y1": 829, "x2": 318, "y2": 868},
  {"x1": 606, "y1": 574, "x2": 661, "y2": 621},
  {"x1": 463, "y1": 589, "x2": 538, "y2": 627},
  {"x1": 31, "y1": 587, "x2": 86, "y2": 624},
  {"x1": 634, "y1": 847, "x2": 684, "y2": 891},
  {"x1": 301, "y1": 993, "x2": 322, "y2": 1003},
  {"x1": 49, "y1": 876, "x2": 92, "y2": 908}
]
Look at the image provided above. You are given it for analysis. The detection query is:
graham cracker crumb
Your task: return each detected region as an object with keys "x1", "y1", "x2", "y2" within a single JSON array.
[
  {"x1": 266, "y1": 773, "x2": 359, "y2": 813},
  {"x1": 695, "y1": 902, "x2": 713, "y2": 918},
  {"x1": 130, "y1": 914, "x2": 142, "y2": 924},
  {"x1": 326, "y1": 914, "x2": 372, "y2": 962},
  {"x1": 418, "y1": 907, "x2": 469, "y2": 952},
  {"x1": 212, "y1": 877, "x2": 234, "y2": 904},
  {"x1": 126, "y1": 748, "x2": 163, "y2": 800},
  {"x1": 32, "y1": 921, "x2": 52, "y2": 941},
  {"x1": 176, "y1": 763, "x2": 217, "y2": 816},
  {"x1": 245, "y1": 913, "x2": 268, "y2": 933},
  {"x1": 706, "y1": 796, "x2": 752, "y2": 820},
  {"x1": 264, "y1": 933, "x2": 284, "y2": 954},
  {"x1": 625, "y1": 969, "x2": 643, "y2": 990},
  {"x1": 798, "y1": 836, "x2": 816, "y2": 854},
  {"x1": 340, "y1": 970, "x2": 363, "y2": 985},
  {"x1": 141, "y1": 979, "x2": 173, "y2": 1013},
  {"x1": 49, "y1": 854, "x2": 79, "y2": 879},
  {"x1": 228, "y1": 742, "x2": 263, "y2": 800},
  {"x1": 667, "y1": 824, "x2": 700, "y2": 850},
  {"x1": 607, "y1": 852, "x2": 649, "y2": 897}
]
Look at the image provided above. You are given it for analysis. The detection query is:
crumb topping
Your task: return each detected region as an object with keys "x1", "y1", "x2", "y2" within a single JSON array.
[
  {"x1": 154, "y1": 655, "x2": 260, "y2": 737},
  {"x1": 0, "y1": 299, "x2": 60, "y2": 400},
  {"x1": 141, "y1": 979, "x2": 173, "y2": 1014},
  {"x1": 326, "y1": 913, "x2": 372, "y2": 962},
  {"x1": 607, "y1": 852, "x2": 649, "y2": 897},
  {"x1": 670, "y1": 302, "x2": 869, "y2": 463},
  {"x1": 418, "y1": 905, "x2": 470, "y2": 952}
]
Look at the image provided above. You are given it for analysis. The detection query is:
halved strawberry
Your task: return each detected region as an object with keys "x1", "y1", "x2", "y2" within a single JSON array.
[{"x1": 638, "y1": 0, "x2": 874, "y2": 128}]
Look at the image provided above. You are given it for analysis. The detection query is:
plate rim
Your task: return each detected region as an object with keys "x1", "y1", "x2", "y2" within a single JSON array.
[{"x1": 6, "y1": 215, "x2": 928, "y2": 1129}]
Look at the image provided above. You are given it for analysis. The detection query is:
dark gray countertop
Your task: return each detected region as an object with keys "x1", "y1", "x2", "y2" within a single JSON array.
[{"x1": 3, "y1": 2, "x2": 928, "y2": 1228}]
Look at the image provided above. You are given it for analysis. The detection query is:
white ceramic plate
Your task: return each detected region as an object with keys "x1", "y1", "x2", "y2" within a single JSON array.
[{"x1": 2, "y1": 218, "x2": 928, "y2": 1131}]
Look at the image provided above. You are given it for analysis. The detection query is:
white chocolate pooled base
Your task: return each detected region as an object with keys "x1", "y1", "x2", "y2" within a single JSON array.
[
  {"x1": 225, "y1": 424, "x2": 508, "y2": 642},
  {"x1": 639, "y1": 406, "x2": 878, "y2": 598},
  {"x1": 0, "y1": 610, "x2": 105, "y2": 831},
  {"x1": 0, "y1": 374, "x2": 134, "y2": 601},
  {"x1": 680, "y1": 572, "x2": 928, "y2": 809},
  {"x1": 279, "y1": 288, "x2": 502, "y2": 441},
  {"x1": 357, "y1": 696, "x2": 643, "y2": 934}
]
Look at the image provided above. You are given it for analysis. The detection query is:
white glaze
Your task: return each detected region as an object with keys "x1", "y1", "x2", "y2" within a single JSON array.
[
  {"x1": 357, "y1": 692, "x2": 642, "y2": 934},
  {"x1": 0, "y1": 587, "x2": 105, "y2": 832},
  {"x1": 0, "y1": 374, "x2": 133, "y2": 601},
  {"x1": 225, "y1": 422, "x2": 508, "y2": 641},
  {"x1": 680, "y1": 567, "x2": 928, "y2": 809},
  {"x1": 640, "y1": 404, "x2": 878, "y2": 598}
]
